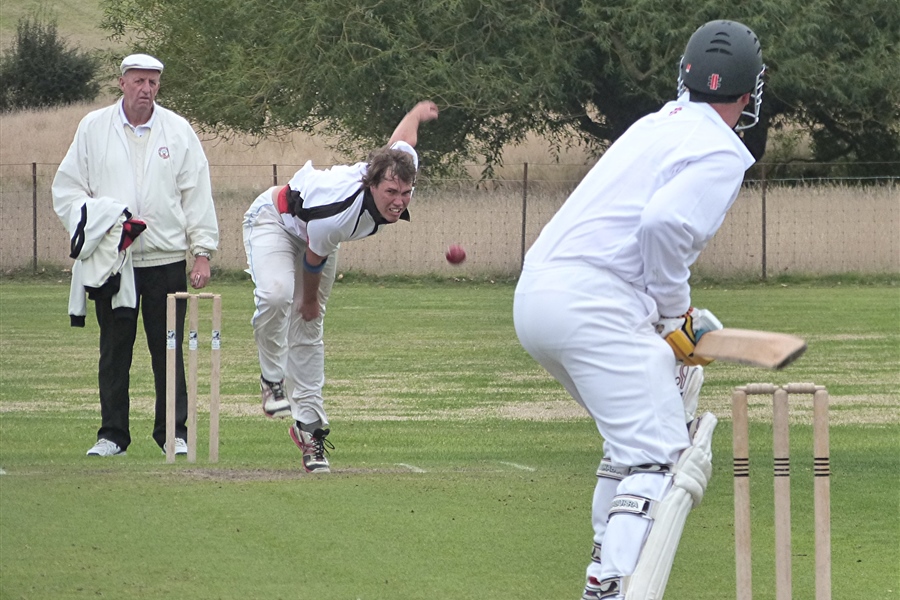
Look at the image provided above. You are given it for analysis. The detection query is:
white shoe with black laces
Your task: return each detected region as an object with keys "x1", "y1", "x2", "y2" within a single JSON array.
[
  {"x1": 289, "y1": 423, "x2": 333, "y2": 473},
  {"x1": 260, "y1": 376, "x2": 291, "y2": 418}
]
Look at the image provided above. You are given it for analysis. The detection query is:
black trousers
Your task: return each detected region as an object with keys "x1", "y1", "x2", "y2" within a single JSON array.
[{"x1": 94, "y1": 261, "x2": 188, "y2": 450}]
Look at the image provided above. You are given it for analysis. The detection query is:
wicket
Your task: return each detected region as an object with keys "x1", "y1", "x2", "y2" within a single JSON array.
[
  {"x1": 165, "y1": 292, "x2": 221, "y2": 464},
  {"x1": 732, "y1": 383, "x2": 831, "y2": 600}
]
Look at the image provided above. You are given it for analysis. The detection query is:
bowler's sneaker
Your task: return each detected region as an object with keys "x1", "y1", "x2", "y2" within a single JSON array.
[
  {"x1": 289, "y1": 423, "x2": 333, "y2": 473},
  {"x1": 260, "y1": 376, "x2": 290, "y2": 418},
  {"x1": 86, "y1": 439, "x2": 126, "y2": 457},
  {"x1": 161, "y1": 438, "x2": 189, "y2": 456}
]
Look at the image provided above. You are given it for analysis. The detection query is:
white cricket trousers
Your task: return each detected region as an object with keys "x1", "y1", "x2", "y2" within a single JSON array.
[
  {"x1": 243, "y1": 199, "x2": 338, "y2": 426},
  {"x1": 514, "y1": 262, "x2": 691, "y2": 583}
]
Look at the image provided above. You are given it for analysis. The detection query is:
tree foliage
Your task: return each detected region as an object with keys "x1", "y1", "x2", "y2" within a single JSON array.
[
  {"x1": 0, "y1": 13, "x2": 100, "y2": 112},
  {"x1": 101, "y1": 0, "x2": 899, "y2": 174}
]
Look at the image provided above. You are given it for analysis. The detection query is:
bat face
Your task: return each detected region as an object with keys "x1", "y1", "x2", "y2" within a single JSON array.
[{"x1": 694, "y1": 329, "x2": 807, "y2": 370}]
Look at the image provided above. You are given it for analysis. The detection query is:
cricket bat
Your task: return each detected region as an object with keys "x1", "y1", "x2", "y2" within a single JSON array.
[{"x1": 694, "y1": 328, "x2": 807, "y2": 369}]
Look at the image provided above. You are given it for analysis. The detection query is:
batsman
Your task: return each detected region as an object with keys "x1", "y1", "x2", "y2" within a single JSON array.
[{"x1": 513, "y1": 21, "x2": 766, "y2": 599}]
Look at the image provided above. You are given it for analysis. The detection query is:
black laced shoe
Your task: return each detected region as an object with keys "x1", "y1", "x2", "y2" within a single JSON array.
[
  {"x1": 260, "y1": 376, "x2": 290, "y2": 418},
  {"x1": 289, "y1": 423, "x2": 333, "y2": 473}
]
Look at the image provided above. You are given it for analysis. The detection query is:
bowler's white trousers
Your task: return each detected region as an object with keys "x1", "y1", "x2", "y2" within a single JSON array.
[
  {"x1": 514, "y1": 262, "x2": 690, "y2": 583},
  {"x1": 243, "y1": 194, "x2": 338, "y2": 426}
]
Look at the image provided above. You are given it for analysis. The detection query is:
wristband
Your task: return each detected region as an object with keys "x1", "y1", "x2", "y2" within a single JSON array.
[{"x1": 302, "y1": 254, "x2": 327, "y2": 274}]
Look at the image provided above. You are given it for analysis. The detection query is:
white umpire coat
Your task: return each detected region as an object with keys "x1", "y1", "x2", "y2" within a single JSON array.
[{"x1": 52, "y1": 100, "x2": 218, "y2": 268}]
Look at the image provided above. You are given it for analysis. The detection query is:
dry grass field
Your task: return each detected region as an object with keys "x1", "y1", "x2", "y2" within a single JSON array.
[
  {"x1": 0, "y1": 99, "x2": 598, "y2": 274},
  {"x1": 0, "y1": 0, "x2": 112, "y2": 50},
  {"x1": 2, "y1": 0, "x2": 898, "y2": 278},
  {"x1": 3, "y1": 0, "x2": 896, "y2": 277},
  {"x1": 2, "y1": 99, "x2": 897, "y2": 276}
]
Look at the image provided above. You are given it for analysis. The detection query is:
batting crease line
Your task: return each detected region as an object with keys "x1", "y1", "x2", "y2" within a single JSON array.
[
  {"x1": 499, "y1": 461, "x2": 536, "y2": 472},
  {"x1": 395, "y1": 463, "x2": 426, "y2": 473}
]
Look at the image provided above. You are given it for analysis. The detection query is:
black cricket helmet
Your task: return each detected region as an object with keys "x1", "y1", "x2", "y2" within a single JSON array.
[{"x1": 677, "y1": 20, "x2": 766, "y2": 130}]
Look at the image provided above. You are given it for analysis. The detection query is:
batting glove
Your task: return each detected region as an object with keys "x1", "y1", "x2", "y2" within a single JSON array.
[{"x1": 655, "y1": 307, "x2": 723, "y2": 366}]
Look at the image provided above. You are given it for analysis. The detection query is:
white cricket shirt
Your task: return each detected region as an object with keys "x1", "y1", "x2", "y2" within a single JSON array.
[
  {"x1": 524, "y1": 98, "x2": 755, "y2": 316},
  {"x1": 267, "y1": 141, "x2": 418, "y2": 257}
]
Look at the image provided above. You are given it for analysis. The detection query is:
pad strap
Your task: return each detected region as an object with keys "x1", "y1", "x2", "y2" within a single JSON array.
[
  {"x1": 606, "y1": 462, "x2": 675, "y2": 523},
  {"x1": 598, "y1": 460, "x2": 672, "y2": 479},
  {"x1": 629, "y1": 463, "x2": 673, "y2": 476},
  {"x1": 609, "y1": 494, "x2": 655, "y2": 520},
  {"x1": 596, "y1": 459, "x2": 628, "y2": 480},
  {"x1": 591, "y1": 542, "x2": 602, "y2": 564},
  {"x1": 583, "y1": 576, "x2": 623, "y2": 600}
]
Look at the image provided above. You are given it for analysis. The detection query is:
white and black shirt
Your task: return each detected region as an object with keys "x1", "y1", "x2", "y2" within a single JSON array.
[{"x1": 262, "y1": 141, "x2": 418, "y2": 257}]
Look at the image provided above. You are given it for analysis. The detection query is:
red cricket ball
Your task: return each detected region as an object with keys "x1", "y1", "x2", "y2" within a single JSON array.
[{"x1": 445, "y1": 244, "x2": 466, "y2": 265}]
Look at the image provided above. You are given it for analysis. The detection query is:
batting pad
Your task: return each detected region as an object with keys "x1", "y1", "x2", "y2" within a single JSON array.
[
  {"x1": 624, "y1": 413, "x2": 718, "y2": 599},
  {"x1": 623, "y1": 485, "x2": 690, "y2": 599},
  {"x1": 675, "y1": 412, "x2": 717, "y2": 507}
]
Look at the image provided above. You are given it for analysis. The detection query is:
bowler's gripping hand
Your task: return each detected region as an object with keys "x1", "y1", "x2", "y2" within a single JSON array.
[
  {"x1": 655, "y1": 308, "x2": 723, "y2": 366},
  {"x1": 411, "y1": 100, "x2": 439, "y2": 124}
]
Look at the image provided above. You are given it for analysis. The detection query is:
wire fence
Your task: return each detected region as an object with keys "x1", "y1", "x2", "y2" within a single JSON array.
[{"x1": 1, "y1": 162, "x2": 897, "y2": 278}]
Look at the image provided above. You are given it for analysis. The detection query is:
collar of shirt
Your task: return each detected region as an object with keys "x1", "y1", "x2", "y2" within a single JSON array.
[
  {"x1": 361, "y1": 187, "x2": 410, "y2": 225},
  {"x1": 688, "y1": 100, "x2": 756, "y2": 168},
  {"x1": 118, "y1": 99, "x2": 157, "y2": 137}
]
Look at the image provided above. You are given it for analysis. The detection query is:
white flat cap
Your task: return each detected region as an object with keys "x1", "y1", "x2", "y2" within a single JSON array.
[{"x1": 120, "y1": 53, "x2": 164, "y2": 75}]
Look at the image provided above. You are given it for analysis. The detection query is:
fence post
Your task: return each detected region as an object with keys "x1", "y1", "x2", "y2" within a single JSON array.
[
  {"x1": 761, "y1": 163, "x2": 768, "y2": 281},
  {"x1": 272, "y1": 164, "x2": 278, "y2": 186},
  {"x1": 32, "y1": 162, "x2": 38, "y2": 273},
  {"x1": 520, "y1": 162, "x2": 529, "y2": 270}
]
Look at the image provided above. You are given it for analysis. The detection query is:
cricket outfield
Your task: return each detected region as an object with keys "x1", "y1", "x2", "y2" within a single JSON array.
[{"x1": 1, "y1": 277, "x2": 897, "y2": 599}]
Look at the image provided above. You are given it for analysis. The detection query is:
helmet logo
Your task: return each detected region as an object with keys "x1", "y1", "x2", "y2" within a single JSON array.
[
  {"x1": 708, "y1": 73, "x2": 721, "y2": 90},
  {"x1": 685, "y1": 63, "x2": 692, "y2": 73}
]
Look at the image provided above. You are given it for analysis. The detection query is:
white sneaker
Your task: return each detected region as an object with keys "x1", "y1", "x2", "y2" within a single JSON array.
[
  {"x1": 162, "y1": 438, "x2": 189, "y2": 456},
  {"x1": 260, "y1": 376, "x2": 291, "y2": 418},
  {"x1": 86, "y1": 439, "x2": 126, "y2": 457},
  {"x1": 289, "y1": 423, "x2": 333, "y2": 473}
]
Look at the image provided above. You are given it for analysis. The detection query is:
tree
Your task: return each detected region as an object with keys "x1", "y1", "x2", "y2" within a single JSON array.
[
  {"x1": 101, "y1": 0, "x2": 900, "y2": 174},
  {"x1": 0, "y1": 13, "x2": 100, "y2": 112}
]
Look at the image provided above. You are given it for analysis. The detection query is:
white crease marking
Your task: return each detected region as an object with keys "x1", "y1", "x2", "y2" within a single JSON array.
[
  {"x1": 500, "y1": 461, "x2": 536, "y2": 472},
  {"x1": 395, "y1": 463, "x2": 426, "y2": 473}
]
